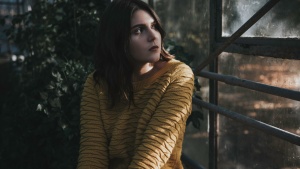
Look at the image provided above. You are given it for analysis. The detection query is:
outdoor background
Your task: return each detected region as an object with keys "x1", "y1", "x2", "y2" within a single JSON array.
[{"x1": 1, "y1": 0, "x2": 300, "y2": 169}]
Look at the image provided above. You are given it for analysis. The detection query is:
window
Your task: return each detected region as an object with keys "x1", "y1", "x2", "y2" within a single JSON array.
[{"x1": 214, "y1": 0, "x2": 300, "y2": 168}]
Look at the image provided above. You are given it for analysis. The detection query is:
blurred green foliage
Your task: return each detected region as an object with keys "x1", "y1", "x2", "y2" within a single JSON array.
[
  {"x1": 0, "y1": 1, "x2": 202, "y2": 168},
  {"x1": 1, "y1": 0, "x2": 106, "y2": 168}
]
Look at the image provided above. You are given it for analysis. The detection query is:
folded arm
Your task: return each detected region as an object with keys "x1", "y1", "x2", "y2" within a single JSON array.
[
  {"x1": 77, "y1": 75, "x2": 109, "y2": 169},
  {"x1": 129, "y1": 65, "x2": 194, "y2": 168}
]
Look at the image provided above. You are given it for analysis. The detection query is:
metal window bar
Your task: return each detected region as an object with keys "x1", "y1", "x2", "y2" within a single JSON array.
[{"x1": 199, "y1": 71, "x2": 300, "y2": 101}]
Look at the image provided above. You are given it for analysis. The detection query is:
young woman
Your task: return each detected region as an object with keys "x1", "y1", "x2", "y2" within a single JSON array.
[{"x1": 77, "y1": 0, "x2": 194, "y2": 168}]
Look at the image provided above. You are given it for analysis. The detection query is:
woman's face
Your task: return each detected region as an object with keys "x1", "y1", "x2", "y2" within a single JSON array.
[{"x1": 129, "y1": 9, "x2": 162, "y2": 66}]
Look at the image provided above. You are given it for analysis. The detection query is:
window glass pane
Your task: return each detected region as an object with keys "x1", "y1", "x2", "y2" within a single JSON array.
[
  {"x1": 218, "y1": 118, "x2": 300, "y2": 168},
  {"x1": 218, "y1": 52, "x2": 300, "y2": 168},
  {"x1": 222, "y1": 0, "x2": 300, "y2": 38}
]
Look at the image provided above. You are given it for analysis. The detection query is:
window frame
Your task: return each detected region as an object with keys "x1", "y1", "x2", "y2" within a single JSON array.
[{"x1": 201, "y1": 0, "x2": 300, "y2": 168}]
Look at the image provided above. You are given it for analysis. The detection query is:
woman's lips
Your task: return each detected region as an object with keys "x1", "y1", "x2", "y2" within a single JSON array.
[{"x1": 149, "y1": 45, "x2": 159, "y2": 51}]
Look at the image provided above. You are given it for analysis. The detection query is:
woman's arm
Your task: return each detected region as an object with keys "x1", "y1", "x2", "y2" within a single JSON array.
[
  {"x1": 77, "y1": 74, "x2": 109, "y2": 169},
  {"x1": 129, "y1": 64, "x2": 194, "y2": 169}
]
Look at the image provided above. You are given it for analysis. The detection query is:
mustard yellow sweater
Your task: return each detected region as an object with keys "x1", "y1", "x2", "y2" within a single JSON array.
[{"x1": 77, "y1": 59, "x2": 194, "y2": 169}]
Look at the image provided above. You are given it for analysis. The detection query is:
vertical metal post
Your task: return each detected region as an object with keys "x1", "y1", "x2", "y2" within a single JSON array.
[
  {"x1": 208, "y1": 60, "x2": 218, "y2": 169},
  {"x1": 208, "y1": 0, "x2": 219, "y2": 168}
]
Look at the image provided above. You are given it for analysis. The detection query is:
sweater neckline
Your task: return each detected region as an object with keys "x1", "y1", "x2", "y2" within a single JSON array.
[{"x1": 132, "y1": 59, "x2": 179, "y2": 91}]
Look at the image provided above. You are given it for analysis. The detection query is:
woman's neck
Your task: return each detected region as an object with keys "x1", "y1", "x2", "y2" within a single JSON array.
[
  {"x1": 132, "y1": 61, "x2": 167, "y2": 81},
  {"x1": 133, "y1": 62, "x2": 154, "y2": 76}
]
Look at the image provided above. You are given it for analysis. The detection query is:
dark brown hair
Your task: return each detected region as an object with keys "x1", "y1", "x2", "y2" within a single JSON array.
[{"x1": 93, "y1": 0, "x2": 172, "y2": 108}]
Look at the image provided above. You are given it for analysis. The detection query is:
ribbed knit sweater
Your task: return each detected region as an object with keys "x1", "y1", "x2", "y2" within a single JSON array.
[{"x1": 77, "y1": 59, "x2": 194, "y2": 169}]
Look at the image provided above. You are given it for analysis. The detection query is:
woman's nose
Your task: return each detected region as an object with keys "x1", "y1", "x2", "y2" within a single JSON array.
[{"x1": 147, "y1": 29, "x2": 157, "y2": 42}]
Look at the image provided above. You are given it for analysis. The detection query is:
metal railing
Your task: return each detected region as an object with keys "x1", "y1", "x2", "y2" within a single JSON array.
[
  {"x1": 199, "y1": 71, "x2": 300, "y2": 102},
  {"x1": 193, "y1": 97, "x2": 300, "y2": 146},
  {"x1": 182, "y1": 0, "x2": 300, "y2": 168}
]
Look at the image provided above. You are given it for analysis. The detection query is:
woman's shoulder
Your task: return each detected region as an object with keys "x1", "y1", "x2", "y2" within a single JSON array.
[
  {"x1": 167, "y1": 59, "x2": 194, "y2": 76},
  {"x1": 84, "y1": 71, "x2": 98, "y2": 86},
  {"x1": 84, "y1": 71, "x2": 106, "y2": 91}
]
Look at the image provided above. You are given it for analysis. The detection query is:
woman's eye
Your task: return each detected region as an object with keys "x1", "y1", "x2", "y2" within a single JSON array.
[
  {"x1": 151, "y1": 24, "x2": 157, "y2": 29},
  {"x1": 133, "y1": 27, "x2": 143, "y2": 34}
]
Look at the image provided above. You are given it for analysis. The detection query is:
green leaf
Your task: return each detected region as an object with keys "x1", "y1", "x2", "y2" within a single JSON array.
[
  {"x1": 47, "y1": 84, "x2": 55, "y2": 90},
  {"x1": 55, "y1": 15, "x2": 63, "y2": 21},
  {"x1": 49, "y1": 98, "x2": 61, "y2": 108},
  {"x1": 62, "y1": 85, "x2": 68, "y2": 93},
  {"x1": 55, "y1": 89, "x2": 63, "y2": 97},
  {"x1": 52, "y1": 71, "x2": 63, "y2": 81},
  {"x1": 39, "y1": 92, "x2": 48, "y2": 100},
  {"x1": 43, "y1": 108, "x2": 49, "y2": 115},
  {"x1": 36, "y1": 104, "x2": 43, "y2": 111},
  {"x1": 73, "y1": 83, "x2": 78, "y2": 91}
]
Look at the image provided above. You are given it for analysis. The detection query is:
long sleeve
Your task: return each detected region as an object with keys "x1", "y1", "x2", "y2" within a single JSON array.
[
  {"x1": 128, "y1": 64, "x2": 194, "y2": 169},
  {"x1": 77, "y1": 74, "x2": 109, "y2": 169}
]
